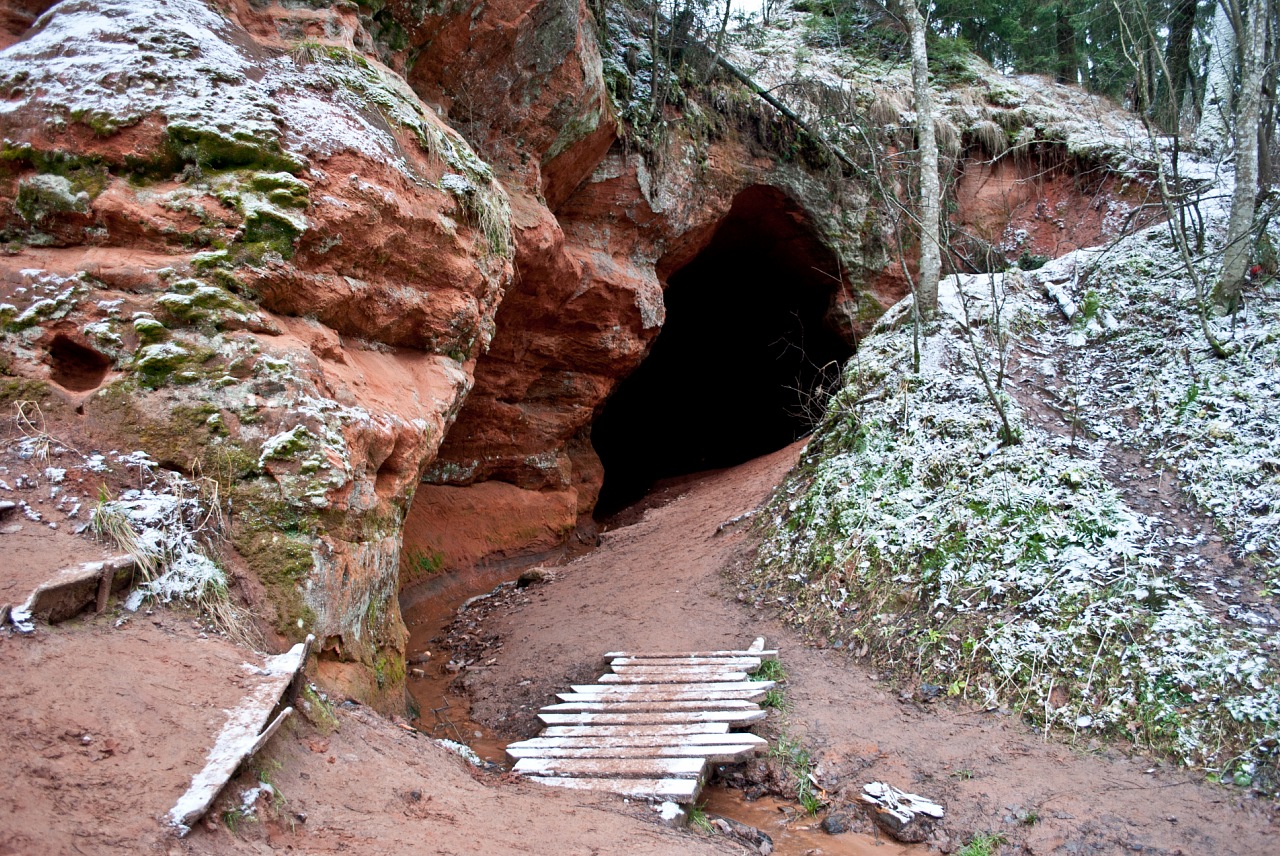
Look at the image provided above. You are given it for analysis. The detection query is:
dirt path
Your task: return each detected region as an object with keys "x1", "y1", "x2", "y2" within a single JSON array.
[
  {"x1": 452, "y1": 442, "x2": 1280, "y2": 854},
  {"x1": 4, "y1": 437, "x2": 1276, "y2": 855}
]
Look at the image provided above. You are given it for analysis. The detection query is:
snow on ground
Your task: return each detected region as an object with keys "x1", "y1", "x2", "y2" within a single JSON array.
[{"x1": 754, "y1": 181, "x2": 1280, "y2": 790}]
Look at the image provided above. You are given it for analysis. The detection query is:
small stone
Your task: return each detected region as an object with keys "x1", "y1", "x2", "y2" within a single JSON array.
[
  {"x1": 0, "y1": 524, "x2": 21, "y2": 534},
  {"x1": 516, "y1": 567, "x2": 547, "y2": 588},
  {"x1": 820, "y1": 812, "x2": 851, "y2": 834}
]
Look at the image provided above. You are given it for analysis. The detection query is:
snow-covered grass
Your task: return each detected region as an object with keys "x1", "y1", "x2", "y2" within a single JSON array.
[
  {"x1": 1029, "y1": 228, "x2": 1280, "y2": 592},
  {"x1": 753, "y1": 213, "x2": 1280, "y2": 789},
  {"x1": 90, "y1": 455, "x2": 251, "y2": 641}
]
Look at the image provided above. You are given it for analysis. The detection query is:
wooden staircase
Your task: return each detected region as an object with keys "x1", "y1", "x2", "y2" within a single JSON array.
[{"x1": 505, "y1": 638, "x2": 776, "y2": 803}]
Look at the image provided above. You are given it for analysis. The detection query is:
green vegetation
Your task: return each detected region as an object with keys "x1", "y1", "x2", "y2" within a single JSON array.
[
  {"x1": 749, "y1": 657, "x2": 786, "y2": 683},
  {"x1": 957, "y1": 831, "x2": 1006, "y2": 856},
  {"x1": 231, "y1": 528, "x2": 315, "y2": 640},
  {"x1": 687, "y1": 802, "x2": 715, "y2": 834},
  {"x1": 753, "y1": 266, "x2": 1280, "y2": 791},
  {"x1": 165, "y1": 124, "x2": 304, "y2": 175},
  {"x1": 401, "y1": 546, "x2": 446, "y2": 584}
]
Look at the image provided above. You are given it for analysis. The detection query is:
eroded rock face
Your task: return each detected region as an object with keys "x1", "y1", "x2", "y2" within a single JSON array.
[
  {"x1": 0, "y1": 0, "x2": 511, "y2": 707},
  {"x1": 1, "y1": 0, "x2": 1152, "y2": 707}
]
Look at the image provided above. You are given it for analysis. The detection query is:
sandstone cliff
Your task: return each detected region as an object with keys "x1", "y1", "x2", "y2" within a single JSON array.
[{"x1": 0, "y1": 0, "x2": 1149, "y2": 706}]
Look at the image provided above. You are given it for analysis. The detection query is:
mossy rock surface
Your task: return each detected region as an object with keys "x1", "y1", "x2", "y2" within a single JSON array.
[{"x1": 232, "y1": 526, "x2": 316, "y2": 640}]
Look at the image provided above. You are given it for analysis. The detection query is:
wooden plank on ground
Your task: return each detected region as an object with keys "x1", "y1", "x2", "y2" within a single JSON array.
[
  {"x1": 604, "y1": 650, "x2": 777, "y2": 660},
  {"x1": 609, "y1": 665, "x2": 752, "y2": 677},
  {"x1": 541, "y1": 699, "x2": 758, "y2": 713},
  {"x1": 508, "y1": 732, "x2": 767, "y2": 751},
  {"x1": 596, "y1": 672, "x2": 750, "y2": 684},
  {"x1": 522, "y1": 775, "x2": 702, "y2": 802},
  {"x1": 506, "y1": 743, "x2": 764, "y2": 762},
  {"x1": 559, "y1": 687, "x2": 768, "y2": 703},
  {"x1": 166, "y1": 636, "x2": 312, "y2": 835},
  {"x1": 513, "y1": 757, "x2": 706, "y2": 778},
  {"x1": 610, "y1": 656, "x2": 762, "y2": 668},
  {"x1": 538, "y1": 709, "x2": 766, "y2": 726},
  {"x1": 584, "y1": 676, "x2": 768, "y2": 688},
  {"x1": 541, "y1": 722, "x2": 729, "y2": 738},
  {"x1": 578, "y1": 675, "x2": 773, "y2": 690}
]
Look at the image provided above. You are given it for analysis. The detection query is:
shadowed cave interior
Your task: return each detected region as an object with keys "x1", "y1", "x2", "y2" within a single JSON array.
[{"x1": 591, "y1": 186, "x2": 855, "y2": 518}]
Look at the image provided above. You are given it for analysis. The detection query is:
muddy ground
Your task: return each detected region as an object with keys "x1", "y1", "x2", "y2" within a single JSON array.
[
  {"x1": 2, "y1": 437, "x2": 1278, "y2": 855},
  {"x1": 442, "y1": 441, "x2": 1279, "y2": 855}
]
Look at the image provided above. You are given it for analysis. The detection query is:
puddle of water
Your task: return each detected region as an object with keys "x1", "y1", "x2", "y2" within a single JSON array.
[
  {"x1": 700, "y1": 787, "x2": 924, "y2": 856},
  {"x1": 401, "y1": 564, "x2": 519, "y2": 764}
]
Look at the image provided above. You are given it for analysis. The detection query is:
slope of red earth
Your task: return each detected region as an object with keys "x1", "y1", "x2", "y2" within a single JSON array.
[
  {"x1": 447, "y1": 442, "x2": 1279, "y2": 855},
  {"x1": 3, "y1": 439, "x2": 1277, "y2": 856}
]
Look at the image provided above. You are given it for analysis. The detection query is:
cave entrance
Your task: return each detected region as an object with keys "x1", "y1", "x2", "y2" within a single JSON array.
[{"x1": 591, "y1": 185, "x2": 855, "y2": 518}]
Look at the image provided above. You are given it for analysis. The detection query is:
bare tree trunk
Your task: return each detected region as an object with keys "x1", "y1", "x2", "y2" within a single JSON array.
[
  {"x1": 905, "y1": 0, "x2": 940, "y2": 315},
  {"x1": 1196, "y1": 0, "x2": 1237, "y2": 151},
  {"x1": 1216, "y1": 0, "x2": 1270, "y2": 311}
]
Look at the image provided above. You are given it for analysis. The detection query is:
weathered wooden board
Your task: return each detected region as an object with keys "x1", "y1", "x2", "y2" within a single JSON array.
[
  {"x1": 610, "y1": 656, "x2": 762, "y2": 668},
  {"x1": 506, "y1": 743, "x2": 765, "y2": 762},
  {"x1": 541, "y1": 699, "x2": 758, "y2": 713},
  {"x1": 604, "y1": 650, "x2": 776, "y2": 660},
  {"x1": 574, "y1": 680, "x2": 772, "y2": 692},
  {"x1": 598, "y1": 672, "x2": 751, "y2": 685},
  {"x1": 521, "y1": 776, "x2": 701, "y2": 801},
  {"x1": 541, "y1": 722, "x2": 730, "y2": 738},
  {"x1": 514, "y1": 757, "x2": 706, "y2": 778},
  {"x1": 559, "y1": 688, "x2": 768, "y2": 703},
  {"x1": 508, "y1": 732, "x2": 768, "y2": 750},
  {"x1": 166, "y1": 636, "x2": 312, "y2": 835},
  {"x1": 538, "y1": 710, "x2": 766, "y2": 726},
  {"x1": 608, "y1": 665, "x2": 752, "y2": 677},
  {"x1": 8, "y1": 555, "x2": 136, "y2": 631}
]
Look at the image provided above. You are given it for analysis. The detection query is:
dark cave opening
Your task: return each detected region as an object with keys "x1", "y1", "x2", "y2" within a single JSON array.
[
  {"x1": 47, "y1": 333, "x2": 111, "y2": 392},
  {"x1": 591, "y1": 186, "x2": 855, "y2": 518}
]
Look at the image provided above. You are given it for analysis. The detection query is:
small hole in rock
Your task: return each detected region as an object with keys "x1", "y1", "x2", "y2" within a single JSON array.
[{"x1": 48, "y1": 334, "x2": 111, "y2": 392}]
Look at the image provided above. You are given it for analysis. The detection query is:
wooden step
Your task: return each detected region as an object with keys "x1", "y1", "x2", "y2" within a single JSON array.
[
  {"x1": 506, "y1": 743, "x2": 765, "y2": 762},
  {"x1": 541, "y1": 722, "x2": 730, "y2": 738},
  {"x1": 541, "y1": 699, "x2": 758, "y2": 713},
  {"x1": 559, "y1": 687, "x2": 769, "y2": 703},
  {"x1": 576, "y1": 679, "x2": 772, "y2": 691},
  {"x1": 610, "y1": 656, "x2": 763, "y2": 668},
  {"x1": 508, "y1": 732, "x2": 768, "y2": 751},
  {"x1": 513, "y1": 756, "x2": 706, "y2": 779},
  {"x1": 604, "y1": 650, "x2": 777, "y2": 660},
  {"x1": 608, "y1": 664, "x2": 752, "y2": 677},
  {"x1": 537, "y1": 709, "x2": 766, "y2": 726},
  {"x1": 521, "y1": 775, "x2": 702, "y2": 802}
]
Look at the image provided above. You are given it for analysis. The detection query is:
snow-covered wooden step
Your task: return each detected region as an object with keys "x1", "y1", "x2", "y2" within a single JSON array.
[
  {"x1": 508, "y1": 732, "x2": 768, "y2": 751},
  {"x1": 513, "y1": 756, "x2": 706, "y2": 778},
  {"x1": 166, "y1": 636, "x2": 313, "y2": 834},
  {"x1": 541, "y1": 722, "x2": 730, "y2": 738},
  {"x1": 610, "y1": 656, "x2": 763, "y2": 668},
  {"x1": 537, "y1": 709, "x2": 766, "y2": 726},
  {"x1": 521, "y1": 776, "x2": 702, "y2": 801},
  {"x1": 571, "y1": 680, "x2": 773, "y2": 694},
  {"x1": 542, "y1": 698, "x2": 759, "y2": 713},
  {"x1": 598, "y1": 670, "x2": 750, "y2": 683},
  {"x1": 507, "y1": 742, "x2": 765, "y2": 763},
  {"x1": 559, "y1": 686, "x2": 770, "y2": 703}
]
